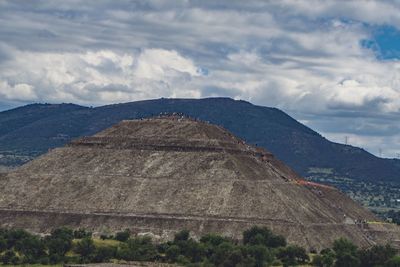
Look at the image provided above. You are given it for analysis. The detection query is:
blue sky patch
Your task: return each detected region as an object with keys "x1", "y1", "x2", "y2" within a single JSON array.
[{"x1": 362, "y1": 25, "x2": 400, "y2": 60}]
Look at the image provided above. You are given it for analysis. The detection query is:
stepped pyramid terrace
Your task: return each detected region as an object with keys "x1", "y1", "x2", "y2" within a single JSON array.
[{"x1": 0, "y1": 116, "x2": 399, "y2": 250}]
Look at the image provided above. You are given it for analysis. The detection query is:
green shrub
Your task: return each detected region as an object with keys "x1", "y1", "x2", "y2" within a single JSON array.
[
  {"x1": 211, "y1": 242, "x2": 236, "y2": 266},
  {"x1": 50, "y1": 227, "x2": 74, "y2": 241},
  {"x1": 100, "y1": 234, "x2": 114, "y2": 240},
  {"x1": 49, "y1": 253, "x2": 64, "y2": 264},
  {"x1": 74, "y1": 237, "x2": 96, "y2": 260},
  {"x1": 1, "y1": 250, "x2": 19, "y2": 265},
  {"x1": 332, "y1": 238, "x2": 358, "y2": 257},
  {"x1": 115, "y1": 229, "x2": 130, "y2": 242},
  {"x1": 39, "y1": 256, "x2": 50, "y2": 265},
  {"x1": 174, "y1": 229, "x2": 190, "y2": 242},
  {"x1": 46, "y1": 236, "x2": 72, "y2": 258},
  {"x1": 0, "y1": 237, "x2": 6, "y2": 252},
  {"x1": 385, "y1": 255, "x2": 400, "y2": 267},
  {"x1": 243, "y1": 226, "x2": 286, "y2": 248},
  {"x1": 332, "y1": 238, "x2": 359, "y2": 267},
  {"x1": 277, "y1": 245, "x2": 309, "y2": 266},
  {"x1": 246, "y1": 244, "x2": 274, "y2": 267},
  {"x1": 166, "y1": 244, "x2": 180, "y2": 262},
  {"x1": 116, "y1": 236, "x2": 157, "y2": 261},
  {"x1": 313, "y1": 248, "x2": 335, "y2": 267},
  {"x1": 15, "y1": 234, "x2": 46, "y2": 262},
  {"x1": 0, "y1": 225, "x2": 397, "y2": 267},
  {"x1": 200, "y1": 233, "x2": 231, "y2": 246},
  {"x1": 93, "y1": 245, "x2": 116, "y2": 263},
  {"x1": 5, "y1": 229, "x2": 31, "y2": 248},
  {"x1": 358, "y1": 244, "x2": 396, "y2": 267},
  {"x1": 73, "y1": 228, "x2": 92, "y2": 239},
  {"x1": 222, "y1": 249, "x2": 244, "y2": 267},
  {"x1": 45, "y1": 227, "x2": 74, "y2": 260},
  {"x1": 334, "y1": 253, "x2": 360, "y2": 267},
  {"x1": 176, "y1": 254, "x2": 191, "y2": 265},
  {"x1": 184, "y1": 240, "x2": 207, "y2": 263}
]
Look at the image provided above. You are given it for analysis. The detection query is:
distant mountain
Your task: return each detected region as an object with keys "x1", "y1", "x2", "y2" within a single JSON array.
[{"x1": 0, "y1": 98, "x2": 399, "y2": 183}]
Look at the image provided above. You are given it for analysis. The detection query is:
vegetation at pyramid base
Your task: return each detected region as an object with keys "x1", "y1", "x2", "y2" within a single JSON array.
[{"x1": 0, "y1": 226, "x2": 398, "y2": 267}]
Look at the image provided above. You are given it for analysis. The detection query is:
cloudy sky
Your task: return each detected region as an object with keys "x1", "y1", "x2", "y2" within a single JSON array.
[{"x1": 0, "y1": 0, "x2": 399, "y2": 158}]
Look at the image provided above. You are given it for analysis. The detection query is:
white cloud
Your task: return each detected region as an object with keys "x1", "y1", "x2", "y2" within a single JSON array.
[
  {"x1": 0, "y1": 0, "x2": 400, "y2": 157},
  {"x1": 0, "y1": 49, "x2": 202, "y2": 105},
  {"x1": 212, "y1": 49, "x2": 400, "y2": 115},
  {"x1": 328, "y1": 79, "x2": 400, "y2": 112},
  {"x1": 0, "y1": 81, "x2": 37, "y2": 101},
  {"x1": 135, "y1": 49, "x2": 200, "y2": 80},
  {"x1": 276, "y1": 0, "x2": 400, "y2": 28}
]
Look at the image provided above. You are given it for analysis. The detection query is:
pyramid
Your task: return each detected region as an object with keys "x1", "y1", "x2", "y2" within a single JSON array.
[{"x1": 0, "y1": 116, "x2": 398, "y2": 250}]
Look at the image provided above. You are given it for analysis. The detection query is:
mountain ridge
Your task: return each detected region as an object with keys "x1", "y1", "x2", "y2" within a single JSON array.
[{"x1": 0, "y1": 97, "x2": 399, "y2": 183}]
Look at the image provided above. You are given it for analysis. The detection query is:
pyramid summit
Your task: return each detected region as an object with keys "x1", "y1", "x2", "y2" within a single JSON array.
[{"x1": 0, "y1": 116, "x2": 398, "y2": 250}]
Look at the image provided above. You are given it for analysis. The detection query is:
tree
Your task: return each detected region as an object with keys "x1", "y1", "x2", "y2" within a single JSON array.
[
  {"x1": 334, "y1": 253, "x2": 360, "y2": 267},
  {"x1": 314, "y1": 248, "x2": 335, "y2": 267},
  {"x1": 49, "y1": 253, "x2": 63, "y2": 264},
  {"x1": 73, "y1": 228, "x2": 92, "y2": 239},
  {"x1": 5, "y1": 229, "x2": 31, "y2": 248},
  {"x1": 15, "y1": 235, "x2": 46, "y2": 263},
  {"x1": 0, "y1": 237, "x2": 7, "y2": 253},
  {"x1": 46, "y1": 228, "x2": 74, "y2": 259},
  {"x1": 200, "y1": 233, "x2": 231, "y2": 247},
  {"x1": 50, "y1": 227, "x2": 74, "y2": 241},
  {"x1": 74, "y1": 237, "x2": 96, "y2": 260},
  {"x1": 277, "y1": 245, "x2": 309, "y2": 267},
  {"x1": 211, "y1": 242, "x2": 236, "y2": 266},
  {"x1": 177, "y1": 239, "x2": 206, "y2": 263},
  {"x1": 92, "y1": 246, "x2": 116, "y2": 263},
  {"x1": 200, "y1": 233, "x2": 233, "y2": 259},
  {"x1": 332, "y1": 238, "x2": 357, "y2": 257},
  {"x1": 358, "y1": 244, "x2": 396, "y2": 267},
  {"x1": 247, "y1": 244, "x2": 274, "y2": 267},
  {"x1": 332, "y1": 238, "x2": 359, "y2": 267},
  {"x1": 385, "y1": 256, "x2": 400, "y2": 267},
  {"x1": 1, "y1": 250, "x2": 19, "y2": 265},
  {"x1": 243, "y1": 226, "x2": 286, "y2": 248},
  {"x1": 267, "y1": 234, "x2": 287, "y2": 248},
  {"x1": 222, "y1": 249, "x2": 244, "y2": 267},
  {"x1": 166, "y1": 245, "x2": 180, "y2": 262},
  {"x1": 47, "y1": 237, "x2": 72, "y2": 258},
  {"x1": 116, "y1": 236, "x2": 157, "y2": 261}
]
